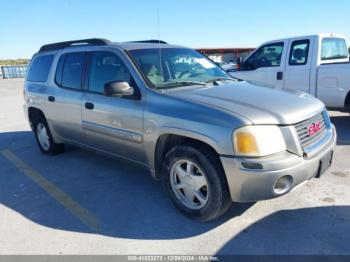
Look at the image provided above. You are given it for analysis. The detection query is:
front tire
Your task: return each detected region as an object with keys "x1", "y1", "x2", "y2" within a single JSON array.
[
  {"x1": 162, "y1": 145, "x2": 231, "y2": 222},
  {"x1": 33, "y1": 115, "x2": 64, "y2": 155}
]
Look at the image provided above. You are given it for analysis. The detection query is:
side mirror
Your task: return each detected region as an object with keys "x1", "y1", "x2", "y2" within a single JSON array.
[
  {"x1": 236, "y1": 57, "x2": 243, "y2": 71},
  {"x1": 104, "y1": 81, "x2": 134, "y2": 97}
]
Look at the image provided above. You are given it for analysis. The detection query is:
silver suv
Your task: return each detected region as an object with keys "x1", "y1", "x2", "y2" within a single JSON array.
[{"x1": 24, "y1": 38, "x2": 336, "y2": 221}]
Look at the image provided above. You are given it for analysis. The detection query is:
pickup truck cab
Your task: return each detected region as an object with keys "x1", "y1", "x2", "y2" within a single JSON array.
[
  {"x1": 231, "y1": 33, "x2": 350, "y2": 109},
  {"x1": 24, "y1": 39, "x2": 336, "y2": 221}
]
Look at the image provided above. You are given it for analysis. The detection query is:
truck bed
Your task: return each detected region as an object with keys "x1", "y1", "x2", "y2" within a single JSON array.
[{"x1": 317, "y1": 62, "x2": 350, "y2": 108}]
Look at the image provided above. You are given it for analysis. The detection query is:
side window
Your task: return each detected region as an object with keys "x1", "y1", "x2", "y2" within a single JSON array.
[
  {"x1": 246, "y1": 42, "x2": 284, "y2": 69},
  {"x1": 27, "y1": 55, "x2": 54, "y2": 82},
  {"x1": 321, "y1": 38, "x2": 348, "y2": 60},
  {"x1": 60, "y1": 52, "x2": 86, "y2": 89},
  {"x1": 88, "y1": 51, "x2": 132, "y2": 93},
  {"x1": 289, "y1": 40, "x2": 310, "y2": 66}
]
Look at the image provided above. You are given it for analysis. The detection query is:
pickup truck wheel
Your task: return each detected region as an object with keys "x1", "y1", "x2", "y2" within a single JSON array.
[
  {"x1": 162, "y1": 145, "x2": 231, "y2": 221},
  {"x1": 33, "y1": 116, "x2": 64, "y2": 155}
]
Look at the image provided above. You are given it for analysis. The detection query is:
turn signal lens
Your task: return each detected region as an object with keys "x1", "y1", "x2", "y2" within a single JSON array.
[
  {"x1": 235, "y1": 132, "x2": 258, "y2": 154},
  {"x1": 233, "y1": 126, "x2": 286, "y2": 157}
]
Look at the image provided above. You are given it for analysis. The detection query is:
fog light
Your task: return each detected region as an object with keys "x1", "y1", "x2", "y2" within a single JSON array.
[{"x1": 273, "y1": 175, "x2": 293, "y2": 195}]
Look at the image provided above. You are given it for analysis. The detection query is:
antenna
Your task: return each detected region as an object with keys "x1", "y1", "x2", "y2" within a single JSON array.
[
  {"x1": 157, "y1": 8, "x2": 160, "y2": 42},
  {"x1": 157, "y1": 8, "x2": 164, "y2": 81}
]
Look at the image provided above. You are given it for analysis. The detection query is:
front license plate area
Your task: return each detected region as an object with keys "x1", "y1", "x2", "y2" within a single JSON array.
[{"x1": 315, "y1": 150, "x2": 333, "y2": 178}]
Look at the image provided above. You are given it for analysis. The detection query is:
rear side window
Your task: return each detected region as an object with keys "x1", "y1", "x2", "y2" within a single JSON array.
[
  {"x1": 289, "y1": 40, "x2": 310, "y2": 65},
  {"x1": 57, "y1": 52, "x2": 86, "y2": 89},
  {"x1": 321, "y1": 38, "x2": 348, "y2": 60},
  {"x1": 27, "y1": 55, "x2": 54, "y2": 82}
]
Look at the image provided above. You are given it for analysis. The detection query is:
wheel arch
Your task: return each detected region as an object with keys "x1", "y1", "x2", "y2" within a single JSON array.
[
  {"x1": 28, "y1": 107, "x2": 46, "y2": 130},
  {"x1": 345, "y1": 90, "x2": 350, "y2": 109},
  {"x1": 28, "y1": 107, "x2": 63, "y2": 143},
  {"x1": 154, "y1": 133, "x2": 224, "y2": 180}
]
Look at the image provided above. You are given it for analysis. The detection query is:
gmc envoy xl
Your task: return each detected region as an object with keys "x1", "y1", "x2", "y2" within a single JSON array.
[{"x1": 24, "y1": 39, "x2": 336, "y2": 221}]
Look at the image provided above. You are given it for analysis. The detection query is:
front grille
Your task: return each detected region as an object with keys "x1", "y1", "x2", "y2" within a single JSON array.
[{"x1": 295, "y1": 112, "x2": 327, "y2": 149}]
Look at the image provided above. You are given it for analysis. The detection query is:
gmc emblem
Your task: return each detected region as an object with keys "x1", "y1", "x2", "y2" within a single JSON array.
[{"x1": 308, "y1": 121, "x2": 321, "y2": 136}]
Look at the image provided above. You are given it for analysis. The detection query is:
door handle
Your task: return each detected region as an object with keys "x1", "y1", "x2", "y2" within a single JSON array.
[
  {"x1": 277, "y1": 72, "x2": 283, "y2": 80},
  {"x1": 48, "y1": 96, "x2": 55, "y2": 102},
  {"x1": 85, "y1": 102, "x2": 94, "y2": 110}
]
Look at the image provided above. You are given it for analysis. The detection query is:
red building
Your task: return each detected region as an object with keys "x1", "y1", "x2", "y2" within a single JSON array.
[{"x1": 196, "y1": 48, "x2": 255, "y2": 63}]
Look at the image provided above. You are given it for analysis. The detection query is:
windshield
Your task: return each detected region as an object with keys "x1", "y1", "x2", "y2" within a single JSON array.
[{"x1": 129, "y1": 48, "x2": 231, "y2": 89}]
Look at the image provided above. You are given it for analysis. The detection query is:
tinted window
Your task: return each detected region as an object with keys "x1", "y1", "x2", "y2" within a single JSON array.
[
  {"x1": 245, "y1": 43, "x2": 284, "y2": 69},
  {"x1": 61, "y1": 52, "x2": 86, "y2": 89},
  {"x1": 27, "y1": 55, "x2": 54, "y2": 82},
  {"x1": 289, "y1": 40, "x2": 310, "y2": 65},
  {"x1": 321, "y1": 38, "x2": 348, "y2": 60},
  {"x1": 88, "y1": 51, "x2": 132, "y2": 93}
]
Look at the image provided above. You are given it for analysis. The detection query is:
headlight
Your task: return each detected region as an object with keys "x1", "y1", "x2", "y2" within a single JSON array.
[{"x1": 233, "y1": 126, "x2": 286, "y2": 157}]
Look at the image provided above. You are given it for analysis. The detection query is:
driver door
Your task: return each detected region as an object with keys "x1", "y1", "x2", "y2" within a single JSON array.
[
  {"x1": 233, "y1": 41, "x2": 287, "y2": 89},
  {"x1": 81, "y1": 50, "x2": 145, "y2": 163}
]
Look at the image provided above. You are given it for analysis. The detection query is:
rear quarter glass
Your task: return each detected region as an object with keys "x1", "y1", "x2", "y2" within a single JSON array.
[{"x1": 27, "y1": 55, "x2": 54, "y2": 82}]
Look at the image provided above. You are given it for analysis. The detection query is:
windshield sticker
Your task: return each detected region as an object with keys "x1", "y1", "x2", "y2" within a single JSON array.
[{"x1": 195, "y1": 58, "x2": 215, "y2": 69}]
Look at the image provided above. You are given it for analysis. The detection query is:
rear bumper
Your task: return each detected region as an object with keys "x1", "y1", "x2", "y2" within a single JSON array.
[{"x1": 221, "y1": 126, "x2": 336, "y2": 202}]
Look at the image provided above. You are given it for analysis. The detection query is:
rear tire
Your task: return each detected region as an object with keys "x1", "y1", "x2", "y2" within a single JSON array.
[
  {"x1": 33, "y1": 114, "x2": 64, "y2": 155},
  {"x1": 161, "y1": 145, "x2": 231, "y2": 222}
]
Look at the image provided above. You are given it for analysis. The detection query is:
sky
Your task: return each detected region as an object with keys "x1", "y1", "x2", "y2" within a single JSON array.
[{"x1": 0, "y1": 0, "x2": 349, "y2": 59}]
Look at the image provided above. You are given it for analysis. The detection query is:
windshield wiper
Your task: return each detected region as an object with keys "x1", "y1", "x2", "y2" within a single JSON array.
[
  {"x1": 206, "y1": 77, "x2": 236, "y2": 83},
  {"x1": 155, "y1": 81, "x2": 207, "y2": 89}
]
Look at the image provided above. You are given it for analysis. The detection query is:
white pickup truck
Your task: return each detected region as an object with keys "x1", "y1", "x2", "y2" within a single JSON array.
[{"x1": 231, "y1": 33, "x2": 350, "y2": 109}]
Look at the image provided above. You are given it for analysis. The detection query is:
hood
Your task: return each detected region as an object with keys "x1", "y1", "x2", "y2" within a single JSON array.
[{"x1": 166, "y1": 81, "x2": 324, "y2": 125}]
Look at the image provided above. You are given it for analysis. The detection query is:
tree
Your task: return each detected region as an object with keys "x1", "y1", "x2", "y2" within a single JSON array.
[{"x1": 0, "y1": 59, "x2": 29, "y2": 65}]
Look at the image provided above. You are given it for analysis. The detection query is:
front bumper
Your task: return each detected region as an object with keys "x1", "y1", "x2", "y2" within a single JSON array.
[{"x1": 221, "y1": 126, "x2": 336, "y2": 202}]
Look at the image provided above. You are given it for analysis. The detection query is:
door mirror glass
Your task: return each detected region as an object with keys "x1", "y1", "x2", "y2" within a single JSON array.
[
  {"x1": 104, "y1": 81, "x2": 134, "y2": 97},
  {"x1": 236, "y1": 57, "x2": 245, "y2": 71}
]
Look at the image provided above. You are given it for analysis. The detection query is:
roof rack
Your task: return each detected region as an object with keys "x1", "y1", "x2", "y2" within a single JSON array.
[
  {"x1": 39, "y1": 38, "x2": 111, "y2": 52},
  {"x1": 127, "y1": 40, "x2": 168, "y2": 44}
]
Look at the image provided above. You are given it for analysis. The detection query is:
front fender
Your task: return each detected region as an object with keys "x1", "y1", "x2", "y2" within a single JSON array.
[{"x1": 143, "y1": 124, "x2": 233, "y2": 178}]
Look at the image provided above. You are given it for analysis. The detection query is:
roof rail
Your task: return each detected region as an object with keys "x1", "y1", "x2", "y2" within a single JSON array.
[
  {"x1": 127, "y1": 40, "x2": 168, "y2": 44},
  {"x1": 39, "y1": 38, "x2": 111, "y2": 52}
]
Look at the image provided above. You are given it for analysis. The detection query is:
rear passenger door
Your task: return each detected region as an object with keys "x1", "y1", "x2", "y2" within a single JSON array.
[
  {"x1": 81, "y1": 50, "x2": 145, "y2": 162},
  {"x1": 46, "y1": 52, "x2": 87, "y2": 142},
  {"x1": 283, "y1": 38, "x2": 312, "y2": 93}
]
